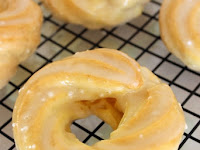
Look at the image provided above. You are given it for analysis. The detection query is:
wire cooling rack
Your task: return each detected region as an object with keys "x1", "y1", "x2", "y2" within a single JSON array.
[{"x1": 0, "y1": 0, "x2": 200, "y2": 149}]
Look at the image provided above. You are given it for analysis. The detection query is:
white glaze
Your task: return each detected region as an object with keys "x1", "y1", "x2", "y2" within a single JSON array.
[{"x1": 13, "y1": 49, "x2": 185, "y2": 150}]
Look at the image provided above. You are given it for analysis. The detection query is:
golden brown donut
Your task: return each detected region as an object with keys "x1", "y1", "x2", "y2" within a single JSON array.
[
  {"x1": 159, "y1": 0, "x2": 200, "y2": 71},
  {"x1": 13, "y1": 49, "x2": 185, "y2": 150},
  {"x1": 42, "y1": 0, "x2": 149, "y2": 29},
  {"x1": 0, "y1": 0, "x2": 43, "y2": 89}
]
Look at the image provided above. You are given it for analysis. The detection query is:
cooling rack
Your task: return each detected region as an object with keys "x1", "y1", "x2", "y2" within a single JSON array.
[{"x1": 0, "y1": 0, "x2": 200, "y2": 149}]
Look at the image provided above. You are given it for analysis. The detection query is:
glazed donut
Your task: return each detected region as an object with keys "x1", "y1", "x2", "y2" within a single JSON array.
[
  {"x1": 159, "y1": 0, "x2": 200, "y2": 71},
  {"x1": 0, "y1": 0, "x2": 43, "y2": 89},
  {"x1": 42, "y1": 0, "x2": 149, "y2": 29},
  {"x1": 13, "y1": 49, "x2": 185, "y2": 150}
]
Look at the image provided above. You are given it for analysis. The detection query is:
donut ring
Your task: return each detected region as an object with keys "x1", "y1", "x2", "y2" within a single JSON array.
[
  {"x1": 0, "y1": 0, "x2": 43, "y2": 89},
  {"x1": 160, "y1": 0, "x2": 200, "y2": 71},
  {"x1": 13, "y1": 49, "x2": 185, "y2": 150},
  {"x1": 42, "y1": 0, "x2": 149, "y2": 29}
]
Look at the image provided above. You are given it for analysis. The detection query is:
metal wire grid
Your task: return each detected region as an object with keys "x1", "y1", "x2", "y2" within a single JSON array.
[{"x1": 0, "y1": 0, "x2": 200, "y2": 149}]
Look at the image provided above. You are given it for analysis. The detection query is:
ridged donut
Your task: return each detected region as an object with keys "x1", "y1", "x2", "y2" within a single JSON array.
[
  {"x1": 41, "y1": 0, "x2": 149, "y2": 29},
  {"x1": 13, "y1": 49, "x2": 185, "y2": 150},
  {"x1": 160, "y1": 0, "x2": 200, "y2": 71},
  {"x1": 0, "y1": 0, "x2": 43, "y2": 89}
]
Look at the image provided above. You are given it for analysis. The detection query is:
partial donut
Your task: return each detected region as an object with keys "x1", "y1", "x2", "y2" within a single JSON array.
[
  {"x1": 42, "y1": 0, "x2": 149, "y2": 29},
  {"x1": 159, "y1": 0, "x2": 200, "y2": 71},
  {"x1": 13, "y1": 49, "x2": 185, "y2": 150},
  {"x1": 0, "y1": 0, "x2": 43, "y2": 89}
]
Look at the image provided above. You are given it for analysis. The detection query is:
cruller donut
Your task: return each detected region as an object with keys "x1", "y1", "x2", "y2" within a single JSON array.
[
  {"x1": 13, "y1": 49, "x2": 185, "y2": 150},
  {"x1": 0, "y1": 0, "x2": 43, "y2": 89},
  {"x1": 42, "y1": 0, "x2": 149, "y2": 29},
  {"x1": 160, "y1": 0, "x2": 200, "y2": 71}
]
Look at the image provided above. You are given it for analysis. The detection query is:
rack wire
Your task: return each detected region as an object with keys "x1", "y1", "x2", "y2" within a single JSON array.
[{"x1": 0, "y1": 0, "x2": 200, "y2": 149}]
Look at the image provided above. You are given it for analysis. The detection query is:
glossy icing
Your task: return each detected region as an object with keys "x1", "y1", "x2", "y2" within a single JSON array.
[
  {"x1": 13, "y1": 49, "x2": 185, "y2": 150},
  {"x1": 160, "y1": 0, "x2": 200, "y2": 71},
  {"x1": 42, "y1": 0, "x2": 149, "y2": 29},
  {"x1": 0, "y1": 0, "x2": 43, "y2": 89}
]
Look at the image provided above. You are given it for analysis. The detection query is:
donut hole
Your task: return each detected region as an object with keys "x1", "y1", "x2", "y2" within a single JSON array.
[
  {"x1": 69, "y1": 98, "x2": 124, "y2": 145},
  {"x1": 70, "y1": 115, "x2": 113, "y2": 145}
]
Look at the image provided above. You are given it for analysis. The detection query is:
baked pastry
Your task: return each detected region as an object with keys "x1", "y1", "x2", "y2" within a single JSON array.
[
  {"x1": 0, "y1": 0, "x2": 43, "y2": 89},
  {"x1": 159, "y1": 0, "x2": 200, "y2": 71},
  {"x1": 13, "y1": 49, "x2": 185, "y2": 150},
  {"x1": 42, "y1": 0, "x2": 149, "y2": 29}
]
